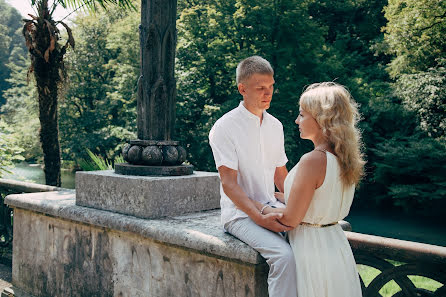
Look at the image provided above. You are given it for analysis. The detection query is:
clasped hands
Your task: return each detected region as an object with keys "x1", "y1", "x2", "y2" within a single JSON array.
[{"x1": 256, "y1": 192, "x2": 292, "y2": 233}]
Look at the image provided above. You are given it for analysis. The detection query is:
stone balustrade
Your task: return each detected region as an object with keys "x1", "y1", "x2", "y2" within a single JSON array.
[{"x1": 1, "y1": 178, "x2": 445, "y2": 297}]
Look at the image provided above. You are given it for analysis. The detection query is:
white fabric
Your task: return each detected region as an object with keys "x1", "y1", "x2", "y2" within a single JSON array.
[
  {"x1": 225, "y1": 218, "x2": 298, "y2": 297},
  {"x1": 209, "y1": 101, "x2": 288, "y2": 226},
  {"x1": 285, "y1": 151, "x2": 362, "y2": 297}
]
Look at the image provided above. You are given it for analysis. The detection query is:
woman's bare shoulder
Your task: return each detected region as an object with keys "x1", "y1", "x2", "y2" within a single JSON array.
[
  {"x1": 295, "y1": 151, "x2": 327, "y2": 188},
  {"x1": 299, "y1": 150, "x2": 327, "y2": 167}
]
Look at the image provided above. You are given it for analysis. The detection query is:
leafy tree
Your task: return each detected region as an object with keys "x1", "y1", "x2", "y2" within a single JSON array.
[
  {"x1": 372, "y1": 134, "x2": 446, "y2": 215},
  {"x1": 21, "y1": 0, "x2": 134, "y2": 186},
  {"x1": 374, "y1": 0, "x2": 446, "y2": 213},
  {"x1": 383, "y1": 0, "x2": 446, "y2": 77},
  {"x1": 59, "y1": 6, "x2": 138, "y2": 162},
  {"x1": 1, "y1": 52, "x2": 41, "y2": 161},
  {"x1": 0, "y1": 123, "x2": 24, "y2": 177},
  {"x1": 0, "y1": 0, "x2": 25, "y2": 107},
  {"x1": 395, "y1": 60, "x2": 446, "y2": 138}
]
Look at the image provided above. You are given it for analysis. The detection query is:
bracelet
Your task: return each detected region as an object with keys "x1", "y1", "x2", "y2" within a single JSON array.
[{"x1": 260, "y1": 205, "x2": 269, "y2": 215}]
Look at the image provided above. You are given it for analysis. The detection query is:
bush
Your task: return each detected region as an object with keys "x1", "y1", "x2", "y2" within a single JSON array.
[{"x1": 371, "y1": 134, "x2": 446, "y2": 215}]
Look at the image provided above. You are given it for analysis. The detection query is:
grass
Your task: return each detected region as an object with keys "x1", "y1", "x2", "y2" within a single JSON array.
[{"x1": 358, "y1": 262, "x2": 443, "y2": 296}]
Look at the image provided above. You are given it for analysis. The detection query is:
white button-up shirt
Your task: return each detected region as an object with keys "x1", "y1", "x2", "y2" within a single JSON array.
[{"x1": 209, "y1": 102, "x2": 288, "y2": 227}]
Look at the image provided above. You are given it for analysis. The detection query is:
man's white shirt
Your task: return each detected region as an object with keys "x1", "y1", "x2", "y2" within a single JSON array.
[{"x1": 209, "y1": 102, "x2": 288, "y2": 228}]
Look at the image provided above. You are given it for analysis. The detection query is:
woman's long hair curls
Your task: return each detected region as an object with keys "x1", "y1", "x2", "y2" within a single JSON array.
[{"x1": 299, "y1": 82, "x2": 366, "y2": 186}]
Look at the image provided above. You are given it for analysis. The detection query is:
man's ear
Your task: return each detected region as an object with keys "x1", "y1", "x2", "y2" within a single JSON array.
[{"x1": 238, "y1": 83, "x2": 245, "y2": 96}]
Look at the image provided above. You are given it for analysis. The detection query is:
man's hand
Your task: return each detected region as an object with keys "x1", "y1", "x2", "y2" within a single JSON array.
[{"x1": 255, "y1": 212, "x2": 293, "y2": 233}]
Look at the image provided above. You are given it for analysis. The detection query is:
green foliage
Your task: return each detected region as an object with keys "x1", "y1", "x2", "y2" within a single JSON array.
[
  {"x1": 59, "y1": 6, "x2": 138, "y2": 162},
  {"x1": 395, "y1": 60, "x2": 446, "y2": 138},
  {"x1": 383, "y1": 0, "x2": 446, "y2": 77},
  {"x1": 78, "y1": 148, "x2": 124, "y2": 171},
  {"x1": 372, "y1": 134, "x2": 446, "y2": 215},
  {"x1": 60, "y1": 0, "x2": 135, "y2": 11},
  {"x1": 0, "y1": 0, "x2": 26, "y2": 107},
  {"x1": 0, "y1": 124, "x2": 25, "y2": 177},
  {"x1": 0, "y1": 51, "x2": 41, "y2": 162}
]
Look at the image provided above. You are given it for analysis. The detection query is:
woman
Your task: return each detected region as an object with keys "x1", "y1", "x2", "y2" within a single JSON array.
[{"x1": 258, "y1": 82, "x2": 365, "y2": 296}]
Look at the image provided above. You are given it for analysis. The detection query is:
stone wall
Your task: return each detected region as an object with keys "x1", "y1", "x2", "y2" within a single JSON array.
[{"x1": 7, "y1": 192, "x2": 267, "y2": 297}]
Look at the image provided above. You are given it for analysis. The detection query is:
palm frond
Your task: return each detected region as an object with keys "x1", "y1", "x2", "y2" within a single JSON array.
[
  {"x1": 61, "y1": 0, "x2": 135, "y2": 11},
  {"x1": 58, "y1": 21, "x2": 75, "y2": 49}
]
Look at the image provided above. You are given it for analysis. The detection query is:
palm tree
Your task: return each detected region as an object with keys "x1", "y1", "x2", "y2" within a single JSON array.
[{"x1": 22, "y1": 0, "x2": 134, "y2": 186}]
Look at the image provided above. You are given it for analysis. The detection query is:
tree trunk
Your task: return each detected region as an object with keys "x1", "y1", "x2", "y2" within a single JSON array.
[{"x1": 33, "y1": 50, "x2": 61, "y2": 187}]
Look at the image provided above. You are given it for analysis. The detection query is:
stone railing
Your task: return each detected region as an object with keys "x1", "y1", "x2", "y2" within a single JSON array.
[
  {"x1": 0, "y1": 178, "x2": 67, "y2": 193},
  {"x1": 0, "y1": 178, "x2": 70, "y2": 265},
  {"x1": 1, "y1": 178, "x2": 445, "y2": 296},
  {"x1": 347, "y1": 231, "x2": 446, "y2": 297}
]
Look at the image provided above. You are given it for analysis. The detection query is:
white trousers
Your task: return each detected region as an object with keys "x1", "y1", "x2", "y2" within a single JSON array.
[{"x1": 225, "y1": 218, "x2": 298, "y2": 297}]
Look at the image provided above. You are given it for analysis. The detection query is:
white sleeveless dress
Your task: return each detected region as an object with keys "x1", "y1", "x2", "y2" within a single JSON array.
[{"x1": 284, "y1": 151, "x2": 362, "y2": 297}]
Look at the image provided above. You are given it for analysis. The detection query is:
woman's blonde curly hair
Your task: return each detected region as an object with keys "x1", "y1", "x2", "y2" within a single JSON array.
[{"x1": 299, "y1": 82, "x2": 366, "y2": 186}]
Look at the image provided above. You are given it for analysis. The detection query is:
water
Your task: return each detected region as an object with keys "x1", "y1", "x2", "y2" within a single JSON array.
[
  {"x1": 3, "y1": 162, "x2": 76, "y2": 189},
  {"x1": 346, "y1": 208, "x2": 446, "y2": 247}
]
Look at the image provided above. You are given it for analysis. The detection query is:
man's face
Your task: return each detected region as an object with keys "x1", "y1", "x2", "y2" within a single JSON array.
[{"x1": 238, "y1": 73, "x2": 275, "y2": 113}]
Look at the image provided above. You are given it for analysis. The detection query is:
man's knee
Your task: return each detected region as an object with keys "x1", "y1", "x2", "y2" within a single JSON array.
[
  {"x1": 268, "y1": 244, "x2": 294, "y2": 265},
  {"x1": 279, "y1": 246, "x2": 295, "y2": 265}
]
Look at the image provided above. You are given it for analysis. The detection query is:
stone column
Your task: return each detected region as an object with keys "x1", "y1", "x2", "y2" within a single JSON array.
[
  {"x1": 116, "y1": 0, "x2": 193, "y2": 176},
  {"x1": 138, "y1": 0, "x2": 176, "y2": 141}
]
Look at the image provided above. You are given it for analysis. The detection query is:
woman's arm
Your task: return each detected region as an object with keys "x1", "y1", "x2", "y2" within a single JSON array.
[
  {"x1": 279, "y1": 152, "x2": 326, "y2": 228},
  {"x1": 219, "y1": 166, "x2": 292, "y2": 232}
]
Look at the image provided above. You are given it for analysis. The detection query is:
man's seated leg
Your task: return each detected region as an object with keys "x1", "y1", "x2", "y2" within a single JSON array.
[{"x1": 226, "y1": 218, "x2": 297, "y2": 297}]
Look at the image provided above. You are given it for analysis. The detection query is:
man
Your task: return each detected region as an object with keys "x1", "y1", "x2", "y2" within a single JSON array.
[{"x1": 209, "y1": 56, "x2": 297, "y2": 297}]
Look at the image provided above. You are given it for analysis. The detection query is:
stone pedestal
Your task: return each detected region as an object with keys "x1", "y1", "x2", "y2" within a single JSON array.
[
  {"x1": 5, "y1": 192, "x2": 267, "y2": 297},
  {"x1": 76, "y1": 170, "x2": 220, "y2": 219}
]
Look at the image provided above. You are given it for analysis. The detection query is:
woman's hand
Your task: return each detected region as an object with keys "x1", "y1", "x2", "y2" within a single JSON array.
[{"x1": 274, "y1": 192, "x2": 285, "y2": 203}]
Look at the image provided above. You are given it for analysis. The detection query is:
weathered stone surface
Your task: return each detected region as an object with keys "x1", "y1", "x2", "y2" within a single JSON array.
[
  {"x1": 141, "y1": 145, "x2": 163, "y2": 165},
  {"x1": 177, "y1": 146, "x2": 187, "y2": 164},
  {"x1": 5, "y1": 192, "x2": 258, "y2": 264},
  {"x1": 137, "y1": 0, "x2": 177, "y2": 141},
  {"x1": 76, "y1": 170, "x2": 217, "y2": 219},
  {"x1": 127, "y1": 145, "x2": 143, "y2": 164},
  {"x1": 119, "y1": 144, "x2": 190, "y2": 167},
  {"x1": 5, "y1": 193, "x2": 268, "y2": 297},
  {"x1": 162, "y1": 145, "x2": 178, "y2": 165},
  {"x1": 122, "y1": 143, "x2": 131, "y2": 162}
]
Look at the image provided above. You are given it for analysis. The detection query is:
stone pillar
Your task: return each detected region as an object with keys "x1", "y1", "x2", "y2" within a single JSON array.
[
  {"x1": 116, "y1": 0, "x2": 193, "y2": 176},
  {"x1": 138, "y1": 0, "x2": 177, "y2": 141}
]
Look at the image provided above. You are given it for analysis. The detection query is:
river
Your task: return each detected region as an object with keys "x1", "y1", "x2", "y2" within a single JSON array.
[{"x1": 3, "y1": 162, "x2": 76, "y2": 189}]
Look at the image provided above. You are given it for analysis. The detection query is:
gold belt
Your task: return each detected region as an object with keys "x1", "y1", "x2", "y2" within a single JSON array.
[{"x1": 300, "y1": 222, "x2": 338, "y2": 228}]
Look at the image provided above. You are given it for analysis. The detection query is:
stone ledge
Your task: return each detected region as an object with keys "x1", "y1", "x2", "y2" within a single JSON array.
[{"x1": 4, "y1": 191, "x2": 263, "y2": 265}]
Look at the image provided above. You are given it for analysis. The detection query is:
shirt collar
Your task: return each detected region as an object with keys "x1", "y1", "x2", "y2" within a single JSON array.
[{"x1": 237, "y1": 101, "x2": 268, "y2": 123}]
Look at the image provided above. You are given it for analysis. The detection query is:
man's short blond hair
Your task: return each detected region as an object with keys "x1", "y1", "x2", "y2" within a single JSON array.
[{"x1": 236, "y1": 56, "x2": 274, "y2": 84}]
